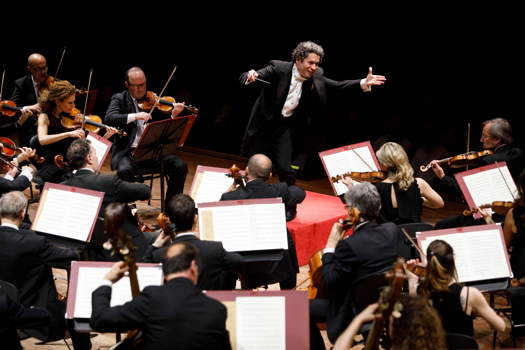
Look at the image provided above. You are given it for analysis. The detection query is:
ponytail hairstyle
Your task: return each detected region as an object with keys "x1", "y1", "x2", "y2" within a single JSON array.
[{"x1": 419, "y1": 240, "x2": 457, "y2": 295}]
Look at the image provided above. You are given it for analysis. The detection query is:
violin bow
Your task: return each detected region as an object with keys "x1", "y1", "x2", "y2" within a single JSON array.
[
  {"x1": 466, "y1": 122, "x2": 471, "y2": 171},
  {"x1": 400, "y1": 228, "x2": 426, "y2": 260},
  {"x1": 495, "y1": 161, "x2": 518, "y2": 202},
  {"x1": 0, "y1": 69, "x2": 5, "y2": 100},
  {"x1": 81, "y1": 68, "x2": 94, "y2": 131},
  {"x1": 147, "y1": 65, "x2": 178, "y2": 116},
  {"x1": 54, "y1": 47, "x2": 67, "y2": 79}
]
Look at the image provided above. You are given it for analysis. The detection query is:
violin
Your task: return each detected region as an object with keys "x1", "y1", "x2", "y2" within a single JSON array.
[
  {"x1": 226, "y1": 164, "x2": 246, "y2": 188},
  {"x1": 0, "y1": 153, "x2": 21, "y2": 173},
  {"x1": 137, "y1": 91, "x2": 199, "y2": 115},
  {"x1": 419, "y1": 150, "x2": 494, "y2": 172},
  {"x1": 406, "y1": 262, "x2": 426, "y2": 278},
  {"x1": 0, "y1": 100, "x2": 23, "y2": 117},
  {"x1": 307, "y1": 207, "x2": 361, "y2": 299},
  {"x1": 156, "y1": 212, "x2": 175, "y2": 239},
  {"x1": 61, "y1": 108, "x2": 127, "y2": 136},
  {"x1": 0, "y1": 137, "x2": 17, "y2": 157},
  {"x1": 462, "y1": 201, "x2": 515, "y2": 216},
  {"x1": 331, "y1": 171, "x2": 386, "y2": 183}
]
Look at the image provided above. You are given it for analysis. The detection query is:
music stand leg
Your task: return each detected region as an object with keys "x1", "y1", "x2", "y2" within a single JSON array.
[{"x1": 160, "y1": 153, "x2": 165, "y2": 213}]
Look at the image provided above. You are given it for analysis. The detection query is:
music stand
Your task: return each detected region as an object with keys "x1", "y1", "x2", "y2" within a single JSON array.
[{"x1": 133, "y1": 114, "x2": 196, "y2": 212}]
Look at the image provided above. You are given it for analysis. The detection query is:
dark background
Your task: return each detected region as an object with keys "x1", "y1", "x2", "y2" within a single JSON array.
[{"x1": 2, "y1": 7, "x2": 523, "y2": 177}]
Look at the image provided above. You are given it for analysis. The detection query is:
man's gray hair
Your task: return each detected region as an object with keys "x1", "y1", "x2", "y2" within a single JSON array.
[
  {"x1": 482, "y1": 118, "x2": 513, "y2": 144},
  {"x1": 343, "y1": 182, "x2": 381, "y2": 220},
  {"x1": 0, "y1": 191, "x2": 27, "y2": 220}
]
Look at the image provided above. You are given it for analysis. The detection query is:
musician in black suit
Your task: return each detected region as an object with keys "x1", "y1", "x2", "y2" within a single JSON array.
[
  {"x1": 91, "y1": 241, "x2": 231, "y2": 350},
  {"x1": 240, "y1": 41, "x2": 386, "y2": 185},
  {"x1": 104, "y1": 67, "x2": 188, "y2": 208},
  {"x1": 62, "y1": 138, "x2": 152, "y2": 260},
  {"x1": 143, "y1": 194, "x2": 244, "y2": 290},
  {"x1": 431, "y1": 118, "x2": 524, "y2": 229},
  {"x1": 0, "y1": 283, "x2": 50, "y2": 350},
  {"x1": 309, "y1": 182, "x2": 400, "y2": 349},
  {"x1": 0, "y1": 191, "x2": 91, "y2": 349},
  {"x1": 7, "y1": 53, "x2": 48, "y2": 146},
  {"x1": 220, "y1": 153, "x2": 304, "y2": 289}
]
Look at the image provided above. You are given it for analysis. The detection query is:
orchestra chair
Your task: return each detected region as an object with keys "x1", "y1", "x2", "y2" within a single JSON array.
[
  {"x1": 397, "y1": 222, "x2": 434, "y2": 260},
  {"x1": 493, "y1": 286, "x2": 525, "y2": 347},
  {"x1": 445, "y1": 332, "x2": 478, "y2": 350}
]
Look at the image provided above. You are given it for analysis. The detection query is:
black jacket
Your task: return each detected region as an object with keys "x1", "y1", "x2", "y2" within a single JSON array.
[
  {"x1": 90, "y1": 277, "x2": 231, "y2": 350},
  {"x1": 142, "y1": 234, "x2": 244, "y2": 290}
]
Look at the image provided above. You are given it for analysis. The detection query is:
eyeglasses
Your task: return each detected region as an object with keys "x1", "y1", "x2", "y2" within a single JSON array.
[
  {"x1": 128, "y1": 82, "x2": 146, "y2": 88},
  {"x1": 30, "y1": 65, "x2": 48, "y2": 72}
]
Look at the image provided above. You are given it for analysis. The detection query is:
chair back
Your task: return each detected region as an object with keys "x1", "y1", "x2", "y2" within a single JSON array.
[
  {"x1": 351, "y1": 272, "x2": 388, "y2": 314},
  {"x1": 398, "y1": 222, "x2": 434, "y2": 260},
  {"x1": 445, "y1": 332, "x2": 478, "y2": 349}
]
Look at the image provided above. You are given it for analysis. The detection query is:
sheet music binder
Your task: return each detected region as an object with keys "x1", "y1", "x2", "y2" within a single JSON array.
[{"x1": 206, "y1": 290, "x2": 309, "y2": 350}]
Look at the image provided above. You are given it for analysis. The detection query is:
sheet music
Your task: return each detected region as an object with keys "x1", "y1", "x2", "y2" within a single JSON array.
[
  {"x1": 236, "y1": 296, "x2": 286, "y2": 350},
  {"x1": 33, "y1": 188, "x2": 101, "y2": 241},
  {"x1": 86, "y1": 133, "x2": 111, "y2": 171},
  {"x1": 199, "y1": 203, "x2": 288, "y2": 252},
  {"x1": 420, "y1": 228, "x2": 510, "y2": 283},
  {"x1": 193, "y1": 171, "x2": 234, "y2": 204},
  {"x1": 73, "y1": 265, "x2": 163, "y2": 319},
  {"x1": 321, "y1": 146, "x2": 378, "y2": 196},
  {"x1": 462, "y1": 165, "x2": 518, "y2": 206}
]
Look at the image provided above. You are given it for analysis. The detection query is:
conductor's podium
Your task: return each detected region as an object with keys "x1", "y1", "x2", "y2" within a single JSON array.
[{"x1": 287, "y1": 191, "x2": 347, "y2": 266}]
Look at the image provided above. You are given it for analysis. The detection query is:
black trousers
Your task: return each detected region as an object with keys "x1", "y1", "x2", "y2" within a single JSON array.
[
  {"x1": 116, "y1": 154, "x2": 187, "y2": 208},
  {"x1": 247, "y1": 117, "x2": 305, "y2": 186}
]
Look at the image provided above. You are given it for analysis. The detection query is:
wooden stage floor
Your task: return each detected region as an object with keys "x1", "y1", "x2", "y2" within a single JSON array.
[{"x1": 20, "y1": 147, "x2": 523, "y2": 349}]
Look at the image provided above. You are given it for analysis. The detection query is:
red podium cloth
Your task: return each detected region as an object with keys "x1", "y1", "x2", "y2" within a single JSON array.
[{"x1": 287, "y1": 191, "x2": 348, "y2": 266}]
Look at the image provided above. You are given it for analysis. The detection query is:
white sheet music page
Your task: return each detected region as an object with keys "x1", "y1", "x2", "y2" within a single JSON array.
[
  {"x1": 236, "y1": 296, "x2": 286, "y2": 350},
  {"x1": 321, "y1": 145, "x2": 378, "y2": 196},
  {"x1": 32, "y1": 187, "x2": 102, "y2": 241},
  {"x1": 193, "y1": 170, "x2": 234, "y2": 204},
  {"x1": 419, "y1": 227, "x2": 511, "y2": 283},
  {"x1": 199, "y1": 201, "x2": 288, "y2": 252},
  {"x1": 86, "y1": 133, "x2": 111, "y2": 172},
  {"x1": 73, "y1": 265, "x2": 163, "y2": 319},
  {"x1": 461, "y1": 165, "x2": 518, "y2": 207}
]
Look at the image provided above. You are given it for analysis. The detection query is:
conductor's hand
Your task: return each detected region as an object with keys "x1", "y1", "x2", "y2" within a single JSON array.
[
  {"x1": 104, "y1": 261, "x2": 129, "y2": 284},
  {"x1": 171, "y1": 103, "x2": 185, "y2": 119},
  {"x1": 245, "y1": 69, "x2": 259, "y2": 84},
  {"x1": 364, "y1": 67, "x2": 386, "y2": 88},
  {"x1": 430, "y1": 160, "x2": 445, "y2": 179},
  {"x1": 325, "y1": 221, "x2": 345, "y2": 249},
  {"x1": 135, "y1": 112, "x2": 152, "y2": 122}
]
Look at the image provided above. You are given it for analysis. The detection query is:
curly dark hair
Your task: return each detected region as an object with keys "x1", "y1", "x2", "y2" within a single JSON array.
[
  {"x1": 291, "y1": 41, "x2": 325, "y2": 62},
  {"x1": 390, "y1": 295, "x2": 447, "y2": 350}
]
